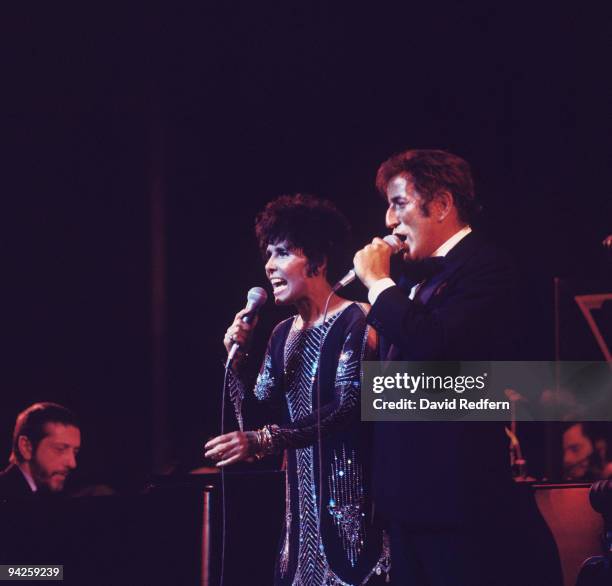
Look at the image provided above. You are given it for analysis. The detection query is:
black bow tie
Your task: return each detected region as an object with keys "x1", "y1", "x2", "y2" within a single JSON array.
[{"x1": 399, "y1": 256, "x2": 447, "y2": 288}]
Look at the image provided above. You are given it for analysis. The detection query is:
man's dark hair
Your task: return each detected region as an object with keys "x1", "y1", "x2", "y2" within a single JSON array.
[
  {"x1": 375, "y1": 149, "x2": 482, "y2": 223},
  {"x1": 255, "y1": 194, "x2": 351, "y2": 283},
  {"x1": 10, "y1": 402, "x2": 80, "y2": 464}
]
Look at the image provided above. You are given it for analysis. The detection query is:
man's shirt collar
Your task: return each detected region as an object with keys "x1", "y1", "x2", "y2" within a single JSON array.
[{"x1": 431, "y1": 225, "x2": 472, "y2": 258}]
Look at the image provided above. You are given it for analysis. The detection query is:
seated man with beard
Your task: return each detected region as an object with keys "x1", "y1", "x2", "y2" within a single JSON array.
[{"x1": 0, "y1": 402, "x2": 81, "y2": 498}]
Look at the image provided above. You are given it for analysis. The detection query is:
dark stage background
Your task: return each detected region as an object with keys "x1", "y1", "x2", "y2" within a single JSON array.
[{"x1": 3, "y1": 5, "x2": 610, "y2": 492}]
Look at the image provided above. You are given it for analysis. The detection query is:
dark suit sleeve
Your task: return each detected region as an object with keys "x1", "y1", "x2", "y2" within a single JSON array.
[{"x1": 367, "y1": 252, "x2": 519, "y2": 360}]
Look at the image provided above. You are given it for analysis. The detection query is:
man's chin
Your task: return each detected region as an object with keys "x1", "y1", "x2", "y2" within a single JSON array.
[
  {"x1": 45, "y1": 476, "x2": 67, "y2": 493},
  {"x1": 402, "y1": 250, "x2": 417, "y2": 263}
]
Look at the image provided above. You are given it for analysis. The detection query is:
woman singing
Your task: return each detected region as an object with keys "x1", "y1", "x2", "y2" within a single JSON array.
[{"x1": 205, "y1": 194, "x2": 390, "y2": 585}]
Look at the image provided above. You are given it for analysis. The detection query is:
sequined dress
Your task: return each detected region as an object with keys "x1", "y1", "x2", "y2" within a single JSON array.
[{"x1": 228, "y1": 303, "x2": 390, "y2": 585}]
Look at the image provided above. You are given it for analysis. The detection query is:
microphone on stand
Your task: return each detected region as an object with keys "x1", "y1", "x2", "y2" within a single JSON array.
[
  {"x1": 332, "y1": 234, "x2": 406, "y2": 292},
  {"x1": 226, "y1": 286, "x2": 268, "y2": 368}
]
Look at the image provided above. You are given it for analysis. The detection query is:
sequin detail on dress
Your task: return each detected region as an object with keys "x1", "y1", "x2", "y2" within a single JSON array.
[
  {"x1": 226, "y1": 368, "x2": 245, "y2": 431},
  {"x1": 280, "y1": 467, "x2": 292, "y2": 578},
  {"x1": 335, "y1": 345, "x2": 354, "y2": 382},
  {"x1": 255, "y1": 353, "x2": 275, "y2": 400},
  {"x1": 284, "y1": 313, "x2": 341, "y2": 586},
  {"x1": 327, "y1": 446, "x2": 365, "y2": 567}
]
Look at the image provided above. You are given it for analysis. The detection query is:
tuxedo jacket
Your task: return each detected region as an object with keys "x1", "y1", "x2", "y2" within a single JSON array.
[
  {"x1": 0, "y1": 465, "x2": 34, "y2": 500},
  {"x1": 367, "y1": 232, "x2": 522, "y2": 526}
]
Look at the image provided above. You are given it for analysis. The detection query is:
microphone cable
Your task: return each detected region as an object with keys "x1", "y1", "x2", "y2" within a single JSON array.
[
  {"x1": 217, "y1": 286, "x2": 267, "y2": 586},
  {"x1": 218, "y1": 361, "x2": 231, "y2": 586}
]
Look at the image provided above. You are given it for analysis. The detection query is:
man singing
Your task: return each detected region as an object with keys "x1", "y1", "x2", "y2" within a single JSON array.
[{"x1": 353, "y1": 149, "x2": 560, "y2": 585}]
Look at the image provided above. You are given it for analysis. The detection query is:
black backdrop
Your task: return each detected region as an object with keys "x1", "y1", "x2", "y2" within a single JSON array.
[{"x1": 3, "y1": 4, "x2": 610, "y2": 491}]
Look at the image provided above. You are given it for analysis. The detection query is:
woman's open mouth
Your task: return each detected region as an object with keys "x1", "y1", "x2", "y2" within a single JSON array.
[{"x1": 270, "y1": 278, "x2": 288, "y2": 294}]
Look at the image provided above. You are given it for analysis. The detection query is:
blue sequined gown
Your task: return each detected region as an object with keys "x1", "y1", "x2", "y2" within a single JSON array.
[{"x1": 229, "y1": 303, "x2": 390, "y2": 585}]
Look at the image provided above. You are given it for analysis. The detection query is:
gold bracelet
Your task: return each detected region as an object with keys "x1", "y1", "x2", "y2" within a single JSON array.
[
  {"x1": 252, "y1": 424, "x2": 280, "y2": 459},
  {"x1": 252, "y1": 429, "x2": 265, "y2": 460}
]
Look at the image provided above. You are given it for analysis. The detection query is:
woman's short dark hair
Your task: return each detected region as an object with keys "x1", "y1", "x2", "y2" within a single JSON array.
[
  {"x1": 376, "y1": 149, "x2": 482, "y2": 223},
  {"x1": 10, "y1": 402, "x2": 80, "y2": 464},
  {"x1": 254, "y1": 194, "x2": 351, "y2": 283}
]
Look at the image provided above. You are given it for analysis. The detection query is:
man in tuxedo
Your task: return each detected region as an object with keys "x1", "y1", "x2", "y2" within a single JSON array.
[
  {"x1": 353, "y1": 149, "x2": 560, "y2": 585},
  {"x1": 0, "y1": 402, "x2": 81, "y2": 499}
]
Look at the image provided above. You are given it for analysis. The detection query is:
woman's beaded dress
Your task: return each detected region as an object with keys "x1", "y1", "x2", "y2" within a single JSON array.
[{"x1": 228, "y1": 303, "x2": 390, "y2": 585}]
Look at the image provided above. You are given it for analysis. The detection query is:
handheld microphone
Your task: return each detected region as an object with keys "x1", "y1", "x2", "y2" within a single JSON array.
[
  {"x1": 226, "y1": 287, "x2": 268, "y2": 367},
  {"x1": 332, "y1": 234, "x2": 406, "y2": 292}
]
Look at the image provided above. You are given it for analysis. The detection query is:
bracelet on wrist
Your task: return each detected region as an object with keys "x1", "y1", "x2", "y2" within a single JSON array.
[{"x1": 252, "y1": 424, "x2": 280, "y2": 459}]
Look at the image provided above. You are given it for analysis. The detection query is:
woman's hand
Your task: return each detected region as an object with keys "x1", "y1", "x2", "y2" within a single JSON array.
[
  {"x1": 204, "y1": 431, "x2": 258, "y2": 467},
  {"x1": 223, "y1": 309, "x2": 259, "y2": 359}
]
